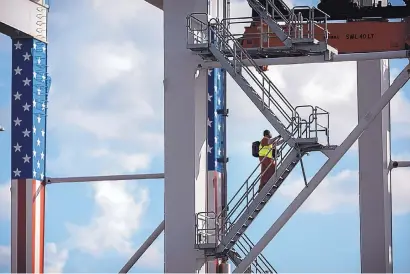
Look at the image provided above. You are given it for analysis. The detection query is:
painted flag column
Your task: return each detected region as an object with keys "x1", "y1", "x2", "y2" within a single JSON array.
[
  {"x1": 207, "y1": 68, "x2": 226, "y2": 272},
  {"x1": 10, "y1": 38, "x2": 48, "y2": 273}
]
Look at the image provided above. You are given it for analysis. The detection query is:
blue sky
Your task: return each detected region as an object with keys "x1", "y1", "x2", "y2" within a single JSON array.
[{"x1": 0, "y1": 0, "x2": 410, "y2": 272}]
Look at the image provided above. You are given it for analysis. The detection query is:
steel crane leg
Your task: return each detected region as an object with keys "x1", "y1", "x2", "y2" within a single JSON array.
[{"x1": 233, "y1": 62, "x2": 410, "y2": 273}]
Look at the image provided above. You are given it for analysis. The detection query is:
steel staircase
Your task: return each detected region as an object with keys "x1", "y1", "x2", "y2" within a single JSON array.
[
  {"x1": 188, "y1": 13, "x2": 336, "y2": 271},
  {"x1": 247, "y1": 0, "x2": 337, "y2": 54},
  {"x1": 228, "y1": 232, "x2": 277, "y2": 273}
]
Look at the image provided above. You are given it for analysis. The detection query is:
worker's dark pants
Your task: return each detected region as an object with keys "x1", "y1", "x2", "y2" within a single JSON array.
[{"x1": 258, "y1": 157, "x2": 275, "y2": 192}]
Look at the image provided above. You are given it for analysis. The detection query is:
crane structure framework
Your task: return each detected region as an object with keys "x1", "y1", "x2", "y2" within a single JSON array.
[{"x1": 1, "y1": 0, "x2": 410, "y2": 273}]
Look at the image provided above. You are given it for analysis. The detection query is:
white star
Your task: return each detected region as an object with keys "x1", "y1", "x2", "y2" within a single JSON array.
[
  {"x1": 33, "y1": 42, "x2": 37, "y2": 50},
  {"x1": 13, "y1": 168, "x2": 21, "y2": 177},
  {"x1": 22, "y1": 128, "x2": 31, "y2": 137},
  {"x1": 33, "y1": 150, "x2": 37, "y2": 158},
  {"x1": 208, "y1": 93, "x2": 213, "y2": 102},
  {"x1": 214, "y1": 136, "x2": 218, "y2": 143},
  {"x1": 33, "y1": 71, "x2": 37, "y2": 79},
  {"x1": 217, "y1": 98, "x2": 221, "y2": 106},
  {"x1": 37, "y1": 57, "x2": 41, "y2": 65},
  {"x1": 23, "y1": 78, "x2": 31, "y2": 86},
  {"x1": 41, "y1": 129, "x2": 45, "y2": 137},
  {"x1": 207, "y1": 118, "x2": 213, "y2": 127},
  {"x1": 42, "y1": 74, "x2": 46, "y2": 82},
  {"x1": 214, "y1": 85, "x2": 218, "y2": 93},
  {"x1": 218, "y1": 148, "x2": 222, "y2": 155},
  {"x1": 218, "y1": 124, "x2": 222, "y2": 131},
  {"x1": 23, "y1": 52, "x2": 31, "y2": 61},
  {"x1": 37, "y1": 160, "x2": 40, "y2": 169},
  {"x1": 217, "y1": 73, "x2": 221, "y2": 80},
  {"x1": 13, "y1": 91, "x2": 22, "y2": 100},
  {"x1": 41, "y1": 103, "x2": 46, "y2": 111},
  {"x1": 22, "y1": 102, "x2": 31, "y2": 111},
  {"x1": 42, "y1": 46, "x2": 46, "y2": 53},
  {"x1": 208, "y1": 69, "x2": 212, "y2": 76},
  {"x1": 14, "y1": 66, "x2": 22, "y2": 75},
  {"x1": 14, "y1": 143, "x2": 22, "y2": 152},
  {"x1": 14, "y1": 117, "x2": 22, "y2": 126},
  {"x1": 33, "y1": 99, "x2": 37, "y2": 108},
  {"x1": 40, "y1": 173, "x2": 44, "y2": 180},
  {"x1": 37, "y1": 138, "x2": 40, "y2": 146},
  {"x1": 23, "y1": 154, "x2": 31, "y2": 163},
  {"x1": 33, "y1": 170, "x2": 37, "y2": 178},
  {"x1": 37, "y1": 88, "x2": 41, "y2": 95},
  {"x1": 207, "y1": 144, "x2": 213, "y2": 153},
  {"x1": 14, "y1": 41, "x2": 22, "y2": 50},
  {"x1": 33, "y1": 126, "x2": 37, "y2": 134},
  {"x1": 37, "y1": 116, "x2": 41, "y2": 123},
  {"x1": 214, "y1": 110, "x2": 218, "y2": 117},
  {"x1": 40, "y1": 152, "x2": 44, "y2": 160}
]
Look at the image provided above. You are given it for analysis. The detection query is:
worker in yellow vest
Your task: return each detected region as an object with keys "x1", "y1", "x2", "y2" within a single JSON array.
[{"x1": 258, "y1": 129, "x2": 283, "y2": 192}]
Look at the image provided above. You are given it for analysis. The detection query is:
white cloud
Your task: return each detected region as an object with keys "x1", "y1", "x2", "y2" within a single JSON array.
[
  {"x1": 0, "y1": 245, "x2": 10, "y2": 267},
  {"x1": 391, "y1": 166, "x2": 410, "y2": 215},
  {"x1": 0, "y1": 182, "x2": 10, "y2": 220},
  {"x1": 279, "y1": 168, "x2": 410, "y2": 215},
  {"x1": 37, "y1": 1, "x2": 163, "y2": 270},
  {"x1": 65, "y1": 181, "x2": 150, "y2": 257},
  {"x1": 279, "y1": 170, "x2": 358, "y2": 214},
  {"x1": 44, "y1": 243, "x2": 69, "y2": 273}
]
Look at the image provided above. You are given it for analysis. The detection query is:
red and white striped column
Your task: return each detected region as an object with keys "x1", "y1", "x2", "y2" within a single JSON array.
[{"x1": 10, "y1": 38, "x2": 49, "y2": 273}]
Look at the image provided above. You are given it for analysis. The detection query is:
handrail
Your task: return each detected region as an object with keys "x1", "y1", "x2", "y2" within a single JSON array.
[
  {"x1": 226, "y1": 219, "x2": 277, "y2": 273},
  {"x1": 208, "y1": 18, "x2": 300, "y2": 130},
  {"x1": 220, "y1": 143, "x2": 293, "y2": 234}
]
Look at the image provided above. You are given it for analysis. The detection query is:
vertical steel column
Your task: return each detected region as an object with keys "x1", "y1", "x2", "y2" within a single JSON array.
[
  {"x1": 10, "y1": 38, "x2": 49, "y2": 274},
  {"x1": 357, "y1": 59, "x2": 393, "y2": 273},
  {"x1": 163, "y1": 0, "x2": 208, "y2": 272}
]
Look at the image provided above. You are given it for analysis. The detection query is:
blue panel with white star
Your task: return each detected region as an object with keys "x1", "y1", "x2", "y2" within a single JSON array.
[
  {"x1": 11, "y1": 38, "x2": 50, "y2": 181},
  {"x1": 207, "y1": 68, "x2": 226, "y2": 173}
]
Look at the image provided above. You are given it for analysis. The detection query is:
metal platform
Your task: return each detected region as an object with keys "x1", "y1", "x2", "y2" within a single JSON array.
[
  {"x1": 191, "y1": 45, "x2": 336, "y2": 61},
  {"x1": 200, "y1": 49, "x2": 410, "y2": 67}
]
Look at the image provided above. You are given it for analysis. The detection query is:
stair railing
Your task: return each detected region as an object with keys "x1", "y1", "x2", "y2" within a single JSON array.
[
  {"x1": 218, "y1": 142, "x2": 293, "y2": 236},
  {"x1": 195, "y1": 211, "x2": 219, "y2": 248},
  {"x1": 208, "y1": 18, "x2": 301, "y2": 133},
  {"x1": 226, "y1": 219, "x2": 278, "y2": 273}
]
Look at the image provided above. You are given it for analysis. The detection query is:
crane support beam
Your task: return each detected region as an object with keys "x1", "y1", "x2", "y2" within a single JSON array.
[
  {"x1": 233, "y1": 62, "x2": 410, "y2": 274},
  {"x1": 0, "y1": 0, "x2": 48, "y2": 42},
  {"x1": 357, "y1": 59, "x2": 392, "y2": 273},
  {"x1": 241, "y1": 20, "x2": 410, "y2": 54},
  {"x1": 119, "y1": 220, "x2": 165, "y2": 273},
  {"x1": 390, "y1": 160, "x2": 410, "y2": 169},
  {"x1": 144, "y1": 0, "x2": 163, "y2": 10},
  {"x1": 46, "y1": 173, "x2": 164, "y2": 184},
  {"x1": 202, "y1": 50, "x2": 410, "y2": 68}
]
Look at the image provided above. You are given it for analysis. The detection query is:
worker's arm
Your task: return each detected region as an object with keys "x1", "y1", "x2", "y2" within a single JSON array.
[
  {"x1": 267, "y1": 135, "x2": 281, "y2": 145},
  {"x1": 275, "y1": 138, "x2": 285, "y2": 146}
]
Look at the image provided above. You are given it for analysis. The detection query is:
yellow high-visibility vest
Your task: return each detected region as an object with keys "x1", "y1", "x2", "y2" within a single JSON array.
[{"x1": 259, "y1": 141, "x2": 273, "y2": 159}]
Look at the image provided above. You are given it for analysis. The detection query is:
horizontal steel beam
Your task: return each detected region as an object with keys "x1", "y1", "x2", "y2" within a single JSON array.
[
  {"x1": 144, "y1": 0, "x2": 163, "y2": 10},
  {"x1": 46, "y1": 173, "x2": 164, "y2": 184},
  {"x1": 0, "y1": 0, "x2": 48, "y2": 42},
  {"x1": 202, "y1": 50, "x2": 410, "y2": 68},
  {"x1": 119, "y1": 220, "x2": 165, "y2": 273},
  {"x1": 390, "y1": 160, "x2": 410, "y2": 170}
]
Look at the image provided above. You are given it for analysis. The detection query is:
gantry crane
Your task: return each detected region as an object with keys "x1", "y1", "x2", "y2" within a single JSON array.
[{"x1": 186, "y1": 0, "x2": 410, "y2": 272}]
